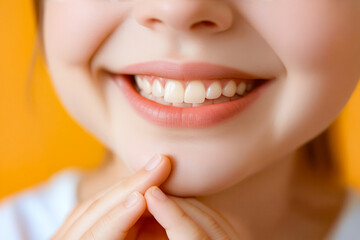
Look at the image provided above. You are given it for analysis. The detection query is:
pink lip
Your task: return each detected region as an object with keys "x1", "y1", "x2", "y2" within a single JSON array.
[
  {"x1": 111, "y1": 61, "x2": 273, "y2": 128},
  {"x1": 116, "y1": 61, "x2": 267, "y2": 80}
]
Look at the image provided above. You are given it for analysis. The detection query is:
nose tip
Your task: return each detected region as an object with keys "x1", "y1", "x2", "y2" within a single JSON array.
[{"x1": 134, "y1": 0, "x2": 234, "y2": 34}]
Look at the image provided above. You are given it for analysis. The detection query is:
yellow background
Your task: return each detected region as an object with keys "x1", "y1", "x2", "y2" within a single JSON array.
[{"x1": 0, "y1": 0, "x2": 359, "y2": 200}]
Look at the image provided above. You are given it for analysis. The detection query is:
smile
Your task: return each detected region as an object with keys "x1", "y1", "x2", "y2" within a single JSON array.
[
  {"x1": 134, "y1": 75, "x2": 261, "y2": 107},
  {"x1": 111, "y1": 61, "x2": 273, "y2": 128}
]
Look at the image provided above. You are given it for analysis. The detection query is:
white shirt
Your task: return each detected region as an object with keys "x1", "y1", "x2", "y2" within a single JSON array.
[
  {"x1": 0, "y1": 169, "x2": 359, "y2": 240},
  {"x1": 326, "y1": 187, "x2": 360, "y2": 240},
  {"x1": 0, "y1": 169, "x2": 81, "y2": 240}
]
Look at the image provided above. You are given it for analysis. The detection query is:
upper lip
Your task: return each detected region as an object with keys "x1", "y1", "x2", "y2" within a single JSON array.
[{"x1": 114, "y1": 61, "x2": 269, "y2": 80}]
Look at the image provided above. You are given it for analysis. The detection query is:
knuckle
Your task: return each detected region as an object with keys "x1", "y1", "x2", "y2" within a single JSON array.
[
  {"x1": 100, "y1": 209, "x2": 120, "y2": 227},
  {"x1": 112, "y1": 178, "x2": 126, "y2": 189},
  {"x1": 121, "y1": 175, "x2": 143, "y2": 189},
  {"x1": 200, "y1": 214, "x2": 230, "y2": 240},
  {"x1": 173, "y1": 210, "x2": 189, "y2": 227},
  {"x1": 81, "y1": 214, "x2": 127, "y2": 240},
  {"x1": 206, "y1": 217, "x2": 222, "y2": 232},
  {"x1": 198, "y1": 216, "x2": 230, "y2": 240},
  {"x1": 86, "y1": 198, "x2": 101, "y2": 212},
  {"x1": 107, "y1": 177, "x2": 137, "y2": 194},
  {"x1": 188, "y1": 227, "x2": 210, "y2": 240},
  {"x1": 173, "y1": 212, "x2": 209, "y2": 239},
  {"x1": 81, "y1": 221, "x2": 108, "y2": 240}
]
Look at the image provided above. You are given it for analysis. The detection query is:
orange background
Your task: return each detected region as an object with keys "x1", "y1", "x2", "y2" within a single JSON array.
[{"x1": 0, "y1": 0, "x2": 359, "y2": 200}]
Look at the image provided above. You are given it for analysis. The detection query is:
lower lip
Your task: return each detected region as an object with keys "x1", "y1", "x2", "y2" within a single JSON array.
[{"x1": 113, "y1": 75, "x2": 271, "y2": 128}]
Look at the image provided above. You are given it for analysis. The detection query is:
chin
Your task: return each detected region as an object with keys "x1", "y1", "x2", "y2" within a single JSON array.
[
  {"x1": 160, "y1": 159, "x2": 252, "y2": 197},
  {"x1": 121, "y1": 146, "x2": 249, "y2": 197},
  {"x1": 159, "y1": 174, "x2": 226, "y2": 197}
]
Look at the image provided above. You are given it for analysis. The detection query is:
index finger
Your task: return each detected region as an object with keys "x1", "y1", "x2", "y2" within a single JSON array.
[
  {"x1": 145, "y1": 186, "x2": 212, "y2": 240},
  {"x1": 55, "y1": 154, "x2": 171, "y2": 239}
]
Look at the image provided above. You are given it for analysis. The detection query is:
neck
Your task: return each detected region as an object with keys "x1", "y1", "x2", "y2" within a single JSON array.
[{"x1": 197, "y1": 151, "x2": 296, "y2": 239}]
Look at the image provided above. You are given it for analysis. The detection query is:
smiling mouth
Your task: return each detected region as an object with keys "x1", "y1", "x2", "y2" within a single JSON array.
[
  {"x1": 131, "y1": 75, "x2": 266, "y2": 108},
  {"x1": 111, "y1": 61, "x2": 273, "y2": 128}
]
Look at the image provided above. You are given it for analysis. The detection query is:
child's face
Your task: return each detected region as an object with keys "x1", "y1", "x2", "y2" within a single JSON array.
[{"x1": 43, "y1": 0, "x2": 360, "y2": 196}]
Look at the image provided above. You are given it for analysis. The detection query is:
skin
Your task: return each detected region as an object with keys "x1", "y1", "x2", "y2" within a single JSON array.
[{"x1": 42, "y1": 0, "x2": 360, "y2": 239}]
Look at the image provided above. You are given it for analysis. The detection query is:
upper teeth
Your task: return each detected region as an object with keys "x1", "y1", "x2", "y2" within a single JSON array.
[
  {"x1": 164, "y1": 80, "x2": 185, "y2": 104},
  {"x1": 206, "y1": 81, "x2": 222, "y2": 99},
  {"x1": 135, "y1": 75, "x2": 254, "y2": 105}
]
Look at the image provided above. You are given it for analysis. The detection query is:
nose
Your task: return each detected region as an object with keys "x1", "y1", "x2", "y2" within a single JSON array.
[{"x1": 134, "y1": 0, "x2": 234, "y2": 34}]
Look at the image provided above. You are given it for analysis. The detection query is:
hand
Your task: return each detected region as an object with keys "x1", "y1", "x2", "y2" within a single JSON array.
[
  {"x1": 145, "y1": 187, "x2": 240, "y2": 240},
  {"x1": 51, "y1": 154, "x2": 171, "y2": 240}
]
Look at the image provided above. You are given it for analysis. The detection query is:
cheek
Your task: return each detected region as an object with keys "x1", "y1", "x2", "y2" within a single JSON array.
[
  {"x1": 239, "y1": 0, "x2": 360, "y2": 138},
  {"x1": 43, "y1": 2, "x2": 131, "y2": 65},
  {"x1": 239, "y1": 0, "x2": 360, "y2": 74},
  {"x1": 41, "y1": 2, "x2": 132, "y2": 149}
]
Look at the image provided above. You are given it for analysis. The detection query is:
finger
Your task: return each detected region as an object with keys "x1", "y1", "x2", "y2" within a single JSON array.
[
  {"x1": 171, "y1": 198, "x2": 233, "y2": 240},
  {"x1": 54, "y1": 154, "x2": 171, "y2": 239},
  {"x1": 145, "y1": 186, "x2": 210, "y2": 240},
  {"x1": 54, "y1": 184, "x2": 116, "y2": 240},
  {"x1": 54, "y1": 189, "x2": 117, "y2": 240},
  {"x1": 80, "y1": 191, "x2": 146, "y2": 240},
  {"x1": 186, "y1": 199, "x2": 242, "y2": 239}
]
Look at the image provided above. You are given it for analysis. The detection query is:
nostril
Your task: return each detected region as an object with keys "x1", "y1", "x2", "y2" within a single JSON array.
[{"x1": 190, "y1": 20, "x2": 217, "y2": 30}]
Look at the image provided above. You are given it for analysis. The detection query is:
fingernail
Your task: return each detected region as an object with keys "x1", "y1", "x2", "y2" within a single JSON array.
[
  {"x1": 145, "y1": 154, "x2": 162, "y2": 171},
  {"x1": 151, "y1": 187, "x2": 167, "y2": 201},
  {"x1": 125, "y1": 192, "x2": 139, "y2": 208}
]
